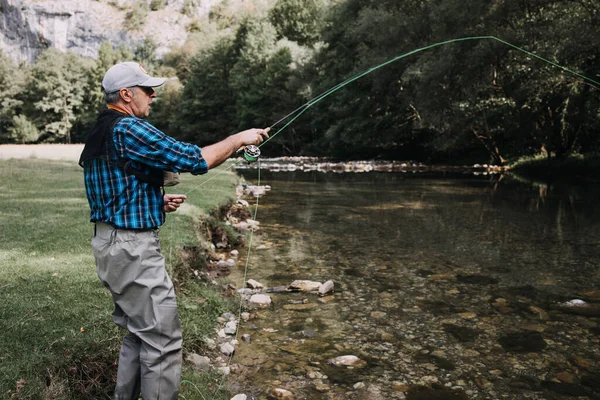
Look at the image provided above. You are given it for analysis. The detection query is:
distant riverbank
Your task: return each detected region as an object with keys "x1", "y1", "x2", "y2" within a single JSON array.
[{"x1": 510, "y1": 154, "x2": 600, "y2": 183}]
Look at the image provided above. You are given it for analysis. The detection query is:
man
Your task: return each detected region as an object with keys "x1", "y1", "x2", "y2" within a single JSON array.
[{"x1": 79, "y1": 62, "x2": 269, "y2": 400}]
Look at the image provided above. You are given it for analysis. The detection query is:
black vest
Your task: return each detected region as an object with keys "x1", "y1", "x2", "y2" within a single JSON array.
[{"x1": 79, "y1": 109, "x2": 163, "y2": 187}]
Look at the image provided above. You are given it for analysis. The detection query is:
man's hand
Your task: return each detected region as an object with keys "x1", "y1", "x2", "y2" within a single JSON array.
[
  {"x1": 202, "y1": 127, "x2": 270, "y2": 169},
  {"x1": 237, "y1": 127, "x2": 270, "y2": 146},
  {"x1": 164, "y1": 194, "x2": 187, "y2": 213}
]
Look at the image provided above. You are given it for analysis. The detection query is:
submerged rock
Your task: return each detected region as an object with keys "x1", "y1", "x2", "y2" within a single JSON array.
[
  {"x1": 246, "y1": 279, "x2": 264, "y2": 289},
  {"x1": 327, "y1": 355, "x2": 366, "y2": 367},
  {"x1": 248, "y1": 294, "x2": 272, "y2": 307},
  {"x1": 406, "y1": 384, "x2": 468, "y2": 400},
  {"x1": 318, "y1": 280, "x2": 335, "y2": 296},
  {"x1": 498, "y1": 331, "x2": 547, "y2": 352},
  {"x1": 555, "y1": 299, "x2": 600, "y2": 317},
  {"x1": 267, "y1": 388, "x2": 293, "y2": 399},
  {"x1": 289, "y1": 280, "x2": 322, "y2": 292}
]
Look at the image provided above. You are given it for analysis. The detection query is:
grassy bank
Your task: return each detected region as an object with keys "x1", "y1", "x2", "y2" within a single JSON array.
[
  {"x1": 0, "y1": 158, "x2": 239, "y2": 399},
  {"x1": 509, "y1": 153, "x2": 600, "y2": 183}
]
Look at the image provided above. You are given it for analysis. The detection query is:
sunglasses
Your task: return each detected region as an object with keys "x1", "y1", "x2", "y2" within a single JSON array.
[{"x1": 138, "y1": 86, "x2": 156, "y2": 97}]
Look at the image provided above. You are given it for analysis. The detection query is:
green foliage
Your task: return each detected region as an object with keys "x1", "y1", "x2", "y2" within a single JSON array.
[
  {"x1": 269, "y1": 0, "x2": 323, "y2": 46},
  {"x1": 150, "y1": 0, "x2": 166, "y2": 11},
  {"x1": 7, "y1": 115, "x2": 40, "y2": 143},
  {"x1": 1, "y1": 0, "x2": 599, "y2": 162},
  {"x1": 171, "y1": 18, "x2": 301, "y2": 153},
  {"x1": 125, "y1": 2, "x2": 149, "y2": 31},
  {"x1": 0, "y1": 50, "x2": 26, "y2": 143},
  {"x1": 24, "y1": 49, "x2": 94, "y2": 143},
  {"x1": 135, "y1": 37, "x2": 158, "y2": 67},
  {"x1": 302, "y1": 0, "x2": 600, "y2": 162}
]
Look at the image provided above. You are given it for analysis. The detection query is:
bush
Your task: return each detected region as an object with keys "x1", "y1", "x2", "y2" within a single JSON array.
[
  {"x1": 125, "y1": 3, "x2": 149, "y2": 31},
  {"x1": 150, "y1": 0, "x2": 166, "y2": 11}
]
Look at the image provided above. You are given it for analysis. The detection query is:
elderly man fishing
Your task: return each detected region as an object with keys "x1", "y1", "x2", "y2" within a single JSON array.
[{"x1": 79, "y1": 62, "x2": 269, "y2": 400}]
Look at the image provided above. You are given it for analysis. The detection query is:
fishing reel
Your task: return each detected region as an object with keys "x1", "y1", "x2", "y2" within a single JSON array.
[{"x1": 237, "y1": 145, "x2": 261, "y2": 163}]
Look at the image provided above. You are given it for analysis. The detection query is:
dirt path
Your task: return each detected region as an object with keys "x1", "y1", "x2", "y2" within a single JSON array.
[{"x1": 0, "y1": 144, "x2": 84, "y2": 161}]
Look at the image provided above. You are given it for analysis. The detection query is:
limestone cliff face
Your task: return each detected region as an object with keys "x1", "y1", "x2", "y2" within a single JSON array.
[{"x1": 0, "y1": 0, "x2": 223, "y2": 64}]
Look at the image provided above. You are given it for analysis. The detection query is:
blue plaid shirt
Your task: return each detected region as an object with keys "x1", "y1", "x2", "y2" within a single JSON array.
[{"x1": 83, "y1": 116, "x2": 208, "y2": 229}]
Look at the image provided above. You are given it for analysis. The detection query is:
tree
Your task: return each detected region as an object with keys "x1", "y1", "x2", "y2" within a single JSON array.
[
  {"x1": 25, "y1": 49, "x2": 93, "y2": 143},
  {"x1": 269, "y1": 0, "x2": 323, "y2": 46},
  {"x1": 0, "y1": 50, "x2": 26, "y2": 143},
  {"x1": 8, "y1": 115, "x2": 40, "y2": 144}
]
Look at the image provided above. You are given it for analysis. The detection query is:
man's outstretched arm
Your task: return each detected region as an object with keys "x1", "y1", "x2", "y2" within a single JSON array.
[{"x1": 201, "y1": 128, "x2": 270, "y2": 169}]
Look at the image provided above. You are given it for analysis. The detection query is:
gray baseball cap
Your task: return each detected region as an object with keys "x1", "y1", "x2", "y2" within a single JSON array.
[{"x1": 102, "y1": 62, "x2": 168, "y2": 93}]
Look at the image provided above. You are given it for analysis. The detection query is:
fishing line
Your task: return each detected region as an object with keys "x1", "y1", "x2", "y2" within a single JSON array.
[
  {"x1": 211, "y1": 159, "x2": 262, "y2": 397},
  {"x1": 263, "y1": 35, "x2": 600, "y2": 146}
]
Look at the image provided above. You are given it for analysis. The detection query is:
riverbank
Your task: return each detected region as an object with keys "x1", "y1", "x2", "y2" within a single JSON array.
[
  {"x1": 509, "y1": 154, "x2": 600, "y2": 184},
  {"x1": 0, "y1": 156, "x2": 242, "y2": 399}
]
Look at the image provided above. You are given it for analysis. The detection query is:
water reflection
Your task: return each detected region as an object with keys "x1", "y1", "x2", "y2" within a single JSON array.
[{"x1": 231, "y1": 171, "x2": 600, "y2": 400}]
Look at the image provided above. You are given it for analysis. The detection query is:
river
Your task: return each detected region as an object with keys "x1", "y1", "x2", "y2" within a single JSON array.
[{"x1": 230, "y1": 170, "x2": 600, "y2": 400}]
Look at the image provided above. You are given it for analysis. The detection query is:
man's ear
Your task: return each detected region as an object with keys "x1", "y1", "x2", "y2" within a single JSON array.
[{"x1": 119, "y1": 88, "x2": 133, "y2": 103}]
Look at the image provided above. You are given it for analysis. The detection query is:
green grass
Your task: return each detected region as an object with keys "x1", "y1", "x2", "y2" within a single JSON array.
[
  {"x1": 0, "y1": 158, "x2": 240, "y2": 399},
  {"x1": 509, "y1": 153, "x2": 600, "y2": 183}
]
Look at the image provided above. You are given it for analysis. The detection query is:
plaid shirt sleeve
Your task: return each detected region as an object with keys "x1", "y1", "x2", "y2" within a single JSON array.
[{"x1": 114, "y1": 117, "x2": 209, "y2": 175}]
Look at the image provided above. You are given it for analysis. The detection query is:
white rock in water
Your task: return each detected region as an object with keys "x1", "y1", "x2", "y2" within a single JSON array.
[
  {"x1": 220, "y1": 343, "x2": 235, "y2": 356},
  {"x1": 249, "y1": 294, "x2": 272, "y2": 307},
  {"x1": 241, "y1": 312, "x2": 251, "y2": 321},
  {"x1": 226, "y1": 259, "x2": 236, "y2": 267},
  {"x1": 267, "y1": 388, "x2": 293, "y2": 399},
  {"x1": 231, "y1": 394, "x2": 247, "y2": 400},
  {"x1": 564, "y1": 299, "x2": 587, "y2": 307},
  {"x1": 318, "y1": 280, "x2": 334, "y2": 296},
  {"x1": 237, "y1": 199, "x2": 250, "y2": 207},
  {"x1": 247, "y1": 279, "x2": 264, "y2": 289},
  {"x1": 289, "y1": 280, "x2": 322, "y2": 292},
  {"x1": 328, "y1": 355, "x2": 364, "y2": 367},
  {"x1": 230, "y1": 249, "x2": 239, "y2": 257}
]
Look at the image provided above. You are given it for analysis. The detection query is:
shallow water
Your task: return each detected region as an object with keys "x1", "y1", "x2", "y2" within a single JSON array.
[{"x1": 231, "y1": 171, "x2": 600, "y2": 400}]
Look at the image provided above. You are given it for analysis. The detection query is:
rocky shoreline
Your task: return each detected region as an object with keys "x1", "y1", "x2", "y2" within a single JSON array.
[{"x1": 234, "y1": 157, "x2": 506, "y2": 175}]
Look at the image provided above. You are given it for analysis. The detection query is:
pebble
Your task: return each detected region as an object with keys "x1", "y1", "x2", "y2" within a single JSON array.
[
  {"x1": 318, "y1": 280, "x2": 335, "y2": 296},
  {"x1": 289, "y1": 280, "x2": 322, "y2": 292},
  {"x1": 249, "y1": 294, "x2": 272, "y2": 307},
  {"x1": 267, "y1": 388, "x2": 294, "y2": 399},
  {"x1": 186, "y1": 354, "x2": 210, "y2": 371},
  {"x1": 327, "y1": 355, "x2": 365, "y2": 367},
  {"x1": 247, "y1": 279, "x2": 264, "y2": 289},
  {"x1": 220, "y1": 343, "x2": 235, "y2": 356}
]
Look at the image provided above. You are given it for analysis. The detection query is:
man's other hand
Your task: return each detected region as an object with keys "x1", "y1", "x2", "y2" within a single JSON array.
[{"x1": 164, "y1": 194, "x2": 187, "y2": 213}]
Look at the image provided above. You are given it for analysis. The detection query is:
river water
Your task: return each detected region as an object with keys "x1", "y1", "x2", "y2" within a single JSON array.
[{"x1": 231, "y1": 171, "x2": 600, "y2": 400}]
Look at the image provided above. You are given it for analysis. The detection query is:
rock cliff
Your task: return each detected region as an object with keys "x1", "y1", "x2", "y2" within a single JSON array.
[{"x1": 0, "y1": 0, "x2": 225, "y2": 64}]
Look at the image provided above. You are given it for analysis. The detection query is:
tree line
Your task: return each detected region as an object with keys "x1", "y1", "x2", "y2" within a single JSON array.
[{"x1": 1, "y1": 0, "x2": 599, "y2": 165}]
